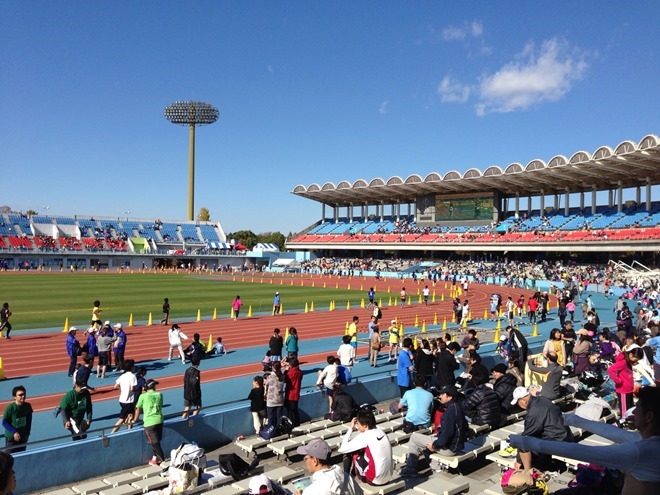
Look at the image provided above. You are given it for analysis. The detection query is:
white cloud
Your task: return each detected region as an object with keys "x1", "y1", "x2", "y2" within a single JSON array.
[
  {"x1": 476, "y1": 37, "x2": 588, "y2": 114},
  {"x1": 442, "y1": 20, "x2": 484, "y2": 41},
  {"x1": 437, "y1": 76, "x2": 471, "y2": 103},
  {"x1": 378, "y1": 100, "x2": 389, "y2": 114},
  {"x1": 267, "y1": 64, "x2": 274, "y2": 73}
]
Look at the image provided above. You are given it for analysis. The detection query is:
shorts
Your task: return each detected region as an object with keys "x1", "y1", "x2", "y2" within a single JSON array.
[
  {"x1": 184, "y1": 398, "x2": 202, "y2": 408},
  {"x1": 119, "y1": 402, "x2": 135, "y2": 419},
  {"x1": 98, "y1": 352, "x2": 109, "y2": 365},
  {"x1": 350, "y1": 341, "x2": 357, "y2": 348},
  {"x1": 325, "y1": 388, "x2": 334, "y2": 398}
]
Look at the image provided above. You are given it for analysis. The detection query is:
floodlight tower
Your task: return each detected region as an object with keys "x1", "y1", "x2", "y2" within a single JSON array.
[{"x1": 164, "y1": 101, "x2": 219, "y2": 220}]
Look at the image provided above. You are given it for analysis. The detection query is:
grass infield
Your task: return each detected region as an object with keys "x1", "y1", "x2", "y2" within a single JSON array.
[{"x1": 0, "y1": 272, "x2": 359, "y2": 332}]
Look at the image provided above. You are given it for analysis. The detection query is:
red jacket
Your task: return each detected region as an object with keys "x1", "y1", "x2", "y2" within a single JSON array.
[
  {"x1": 285, "y1": 365, "x2": 303, "y2": 401},
  {"x1": 607, "y1": 352, "x2": 634, "y2": 394}
]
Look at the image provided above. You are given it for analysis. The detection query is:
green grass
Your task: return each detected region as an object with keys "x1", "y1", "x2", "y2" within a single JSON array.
[{"x1": 1, "y1": 273, "x2": 360, "y2": 331}]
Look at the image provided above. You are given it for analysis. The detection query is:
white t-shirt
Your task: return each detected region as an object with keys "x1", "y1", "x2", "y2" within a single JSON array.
[
  {"x1": 337, "y1": 344, "x2": 356, "y2": 367},
  {"x1": 317, "y1": 364, "x2": 338, "y2": 389},
  {"x1": 116, "y1": 371, "x2": 137, "y2": 403},
  {"x1": 168, "y1": 328, "x2": 187, "y2": 346},
  {"x1": 338, "y1": 427, "x2": 393, "y2": 485}
]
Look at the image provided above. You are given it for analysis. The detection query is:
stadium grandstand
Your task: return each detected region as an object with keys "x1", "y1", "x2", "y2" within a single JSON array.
[
  {"x1": 0, "y1": 215, "x2": 255, "y2": 270},
  {"x1": 288, "y1": 134, "x2": 660, "y2": 258}
]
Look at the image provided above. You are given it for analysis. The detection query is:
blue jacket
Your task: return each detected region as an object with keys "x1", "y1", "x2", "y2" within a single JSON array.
[
  {"x1": 433, "y1": 399, "x2": 467, "y2": 453},
  {"x1": 66, "y1": 334, "x2": 79, "y2": 357},
  {"x1": 397, "y1": 349, "x2": 413, "y2": 387},
  {"x1": 86, "y1": 334, "x2": 99, "y2": 356},
  {"x1": 114, "y1": 330, "x2": 127, "y2": 351}
]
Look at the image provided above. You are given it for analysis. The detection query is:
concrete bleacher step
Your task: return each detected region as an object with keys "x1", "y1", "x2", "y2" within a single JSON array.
[
  {"x1": 359, "y1": 478, "x2": 406, "y2": 495},
  {"x1": 98, "y1": 485, "x2": 142, "y2": 495},
  {"x1": 231, "y1": 466, "x2": 304, "y2": 491},
  {"x1": 130, "y1": 465, "x2": 163, "y2": 479},
  {"x1": 103, "y1": 473, "x2": 142, "y2": 487},
  {"x1": 412, "y1": 475, "x2": 470, "y2": 495},
  {"x1": 41, "y1": 489, "x2": 77, "y2": 495},
  {"x1": 130, "y1": 476, "x2": 169, "y2": 492},
  {"x1": 202, "y1": 486, "x2": 247, "y2": 495},
  {"x1": 72, "y1": 480, "x2": 111, "y2": 494}
]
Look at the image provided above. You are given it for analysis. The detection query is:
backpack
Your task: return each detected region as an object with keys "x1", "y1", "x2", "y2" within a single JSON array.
[
  {"x1": 278, "y1": 416, "x2": 294, "y2": 436},
  {"x1": 218, "y1": 453, "x2": 252, "y2": 481},
  {"x1": 336, "y1": 365, "x2": 352, "y2": 385},
  {"x1": 259, "y1": 424, "x2": 278, "y2": 440}
]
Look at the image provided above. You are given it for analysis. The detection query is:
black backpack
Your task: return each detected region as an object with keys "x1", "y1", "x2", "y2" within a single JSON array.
[
  {"x1": 278, "y1": 416, "x2": 294, "y2": 436},
  {"x1": 218, "y1": 453, "x2": 256, "y2": 481}
]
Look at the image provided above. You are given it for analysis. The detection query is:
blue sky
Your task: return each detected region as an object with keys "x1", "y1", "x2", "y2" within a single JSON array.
[{"x1": 1, "y1": 1, "x2": 658, "y2": 235}]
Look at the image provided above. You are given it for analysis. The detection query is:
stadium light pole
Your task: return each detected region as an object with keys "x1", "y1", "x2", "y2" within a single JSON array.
[{"x1": 164, "y1": 101, "x2": 219, "y2": 221}]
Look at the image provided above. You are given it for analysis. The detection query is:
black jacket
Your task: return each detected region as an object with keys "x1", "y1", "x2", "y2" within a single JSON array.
[
  {"x1": 460, "y1": 384, "x2": 502, "y2": 428},
  {"x1": 434, "y1": 350, "x2": 459, "y2": 387},
  {"x1": 432, "y1": 399, "x2": 467, "y2": 453},
  {"x1": 269, "y1": 335, "x2": 284, "y2": 356},
  {"x1": 331, "y1": 390, "x2": 358, "y2": 422},
  {"x1": 493, "y1": 373, "x2": 519, "y2": 413},
  {"x1": 414, "y1": 348, "x2": 434, "y2": 377}
]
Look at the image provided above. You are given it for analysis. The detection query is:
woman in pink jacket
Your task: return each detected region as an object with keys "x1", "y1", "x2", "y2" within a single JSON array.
[{"x1": 608, "y1": 347, "x2": 644, "y2": 416}]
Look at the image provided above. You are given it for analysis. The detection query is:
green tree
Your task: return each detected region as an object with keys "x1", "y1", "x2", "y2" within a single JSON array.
[
  {"x1": 228, "y1": 230, "x2": 258, "y2": 249},
  {"x1": 26, "y1": 209, "x2": 38, "y2": 216},
  {"x1": 258, "y1": 232, "x2": 286, "y2": 250},
  {"x1": 197, "y1": 207, "x2": 211, "y2": 221}
]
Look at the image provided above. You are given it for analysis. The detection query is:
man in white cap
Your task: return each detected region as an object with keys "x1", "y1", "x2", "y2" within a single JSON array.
[
  {"x1": 247, "y1": 473, "x2": 284, "y2": 495},
  {"x1": 507, "y1": 386, "x2": 573, "y2": 470},
  {"x1": 66, "y1": 327, "x2": 80, "y2": 377},
  {"x1": 295, "y1": 438, "x2": 363, "y2": 495}
]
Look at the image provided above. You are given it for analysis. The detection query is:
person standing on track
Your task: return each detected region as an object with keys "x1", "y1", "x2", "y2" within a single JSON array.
[
  {"x1": 273, "y1": 292, "x2": 281, "y2": 316},
  {"x1": 160, "y1": 297, "x2": 170, "y2": 325},
  {"x1": 113, "y1": 323, "x2": 127, "y2": 372},
  {"x1": 400, "y1": 287, "x2": 407, "y2": 307},
  {"x1": 66, "y1": 327, "x2": 81, "y2": 377},
  {"x1": 232, "y1": 295, "x2": 243, "y2": 320},
  {"x1": 96, "y1": 326, "x2": 115, "y2": 378},
  {"x1": 91, "y1": 300, "x2": 102, "y2": 330},
  {"x1": 168, "y1": 324, "x2": 188, "y2": 364},
  {"x1": 0, "y1": 303, "x2": 12, "y2": 339}
]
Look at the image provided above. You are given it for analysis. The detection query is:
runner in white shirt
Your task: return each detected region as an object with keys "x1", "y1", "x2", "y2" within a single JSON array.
[
  {"x1": 337, "y1": 335, "x2": 356, "y2": 368},
  {"x1": 168, "y1": 324, "x2": 188, "y2": 363},
  {"x1": 111, "y1": 359, "x2": 137, "y2": 432}
]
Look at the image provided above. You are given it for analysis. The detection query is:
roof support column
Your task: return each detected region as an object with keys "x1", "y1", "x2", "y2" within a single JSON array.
[
  {"x1": 334, "y1": 206, "x2": 338, "y2": 223},
  {"x1": 554, "y1": 194, "x2": 559, "y2": 212},
  {"x1": 647, "y1": 178, "x2": 652, "y2": 212},
  {"x1": 539, "y1": 190, "x2": 545, "y2": 215},
  {"x1": 322, "y1": 203, "x2": 326, "y2": 223},
  {"x1": 396, "y1": 202, "x2": 400, "y2": 222},
  {"x1": 515, "y1": 193, "x2": 520, "y2": 217},
  {"x1": 592, "y1": 186, "x2": 597, "y2": 216},
  {"x1": 380, "y1": 202, "x2": 384, "y2": 223},
  {"x1": 636, "y1": 185, "x2": 641, "y2": 207},
  {"x1": 527, "y1": 196, "x2": 532, "y2": 216},
  {"x1": 617, "y1": 181, "x2": 623, "y2": 213},
  {"x1": 564, "y1": 188, "x2": 570, "y2": 217},
  {"x1": 349, "y1": 204, "x2": 353, "y2": 223},
  {"x1": 608, "y1": 189, "x2": 613, "y2": 208},
  {"x1": 407, "y1": 203, "x2": 411, "y2": 217},
  {"x1": 579, "y1": 192, "x2": 585, "y2": 211}
]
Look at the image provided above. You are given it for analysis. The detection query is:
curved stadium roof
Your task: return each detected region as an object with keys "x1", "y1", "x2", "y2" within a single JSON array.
[{"x1": 292, "y1": 134, "x2": 660, "y2": 207}]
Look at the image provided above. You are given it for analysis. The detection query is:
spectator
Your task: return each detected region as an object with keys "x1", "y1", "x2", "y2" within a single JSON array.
[
  {"x1": 491, "y1": 363, "x2": 519, "y2": 414},
  {"x1": 397, "y1": 338, "x2": 414, "y2": 397},
  {"x1": 76, "y1": 354, "x2": 95, "y2": 391},
  {"x1": 184, "y1": 333, "x2": 206, "y2": 362},
  {"x1": 460, "y1": 364, "x2": 501, "y2": 428},
  {"x1": 398, "y1": 375, "x2": 434, "y2": 431},
  {"x1": 509, "y1": 386, "x2": 573, "y2": 471},
  {"x1": 284, "y1": 358, "x2": 303, "y2": 427},
  {"x1": 269, "y1": 328, "x2": 284, "y2": 362},
  {"x1": 573, "y1": 329, "x2": 593, "y2": 375},
  {"x1": 337, "y1": 335, "x2": 356, "y2": 368},
  {"x1": 265, "y1": 362, "x2": 285, "y2": 427},
  {"x1": 507, "y1": 325, "x2": 528, "y2": 371},
  {"x1": 212, "y1": 337, "x2": 227, "y2": 355},
  {"x1": 0, "y1": 452, "x2": 16, "y2": 495},
  {"x1": 59, "y1": 378, "x2": 93, "y2": 441},
  {"x1": 387, "y1": 320, "x2": 399, "y2": 362},
  {"x1": 460, "y1": 329, "x2": 480, "y2": 351},
  {"x1": 399, "y1": 385, "x2": 467, "y2": 477},
  {"x1": 435, "y1": 341, "x2": 460, "y2": 388},
  {"x1": 247, "y1": 474, "x2": 285, "y2": 495},
  {"x1": 328, "y1": 384, "x2": 358, "y2": 423},
  {"x1": 168, "y1": 324, "x2": 188, "y2": 364},
  {"x1": 285, "y1": 327, "x2": 299, "y2": 360},
  {"x1": 317, "y1": 356, "x2": 338, "y2": 412},
  {"x1": 509, "y1": 387, "x2": 660, "y2": 495},
  {"x1": 0, "y1": 303, "x2": 11, "y2": 339},
  {"x1": 542, "y1": 328, "x2": 567, "y2": 366},
  {"x1": 526, "y1": 352, "x2": 565, "y2": 401},
  {"x1": 134, "y1": 379, "x2": 164, "y2": 466},
  {"x1": 113, "y1": 323, "x2": 127, "y2": 371},
  {"x1": 83, "y1": 327, "x2": 99, "y2": 372},
  {"x1": 608, "y1": 346, "x2": 644, "y2": 417},
  {"x1": 414, "y1": 339, "x2": 434, "y2": 387},
  {"x1": 247, "y1": 376, "x2": 266, "y2": 435},
  {"x1": 369, "y1": 327, "x2": 381, "y2": 367},
  {"x1": 2, "y1": 386, "x2": 32, "y2": 453},
  {"x1": 295, "y1": 438, "x2": 363, "y2": 495},
  {"x1": 111, "y1": 359, "x2": 137, "y2": 433},
  {"x1": 66, "y1": 327, "x2": 80, "y2": 377},
  {"x1": 338, "y1": 408, "x2": 393, "y2": 486},
  {"x1": 182, "y1": 356, "x2": 202, "y2": 418},
  {"x1": 348, "y1": 316, "x2": 359, "y2": 350}
]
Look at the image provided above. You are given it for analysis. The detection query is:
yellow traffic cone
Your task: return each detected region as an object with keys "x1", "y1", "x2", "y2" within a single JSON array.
[
  {"x1": 305, "y1": 302, "x2": 309, "y2": 313},
  {"x1": 469, "y1": 310, "x2": 473, "y2": 320},
  {"x1": 497, "y1": 318, "x2": 502, "y2": 330},
  {"x1": 483, "y1": 309, "x2": 488, "y2": 320},
  {"x1": 0, "y1": 357, "x2": 5, "y2": 380},
  {"x1": 284, "y1": 327, "x2": 290, "y2": 340},
  {"x1": 452, "y1": 333, "x2": 457, "y2": 342},
  {"x1": 414, "y1": 315, "x2": 419, "y2": 327},
  {"x1": 248, "y1": 305, "x2": 253, "y2": 318},
  {"x1": 493, "y1": 328, "x2": 500, "y2": 343},
  {"x1": 148, "y1": 312, "x2": 153, "y2": 326},
  {"x1": 231, "y1": 308, "x2": 235, "y2": 319},
  {"x1": 196, "y1": 309, "x2": 201, "y2": 322},
  {"x1": 62, "y1": 317, "x2": 69, "y2": 332},
  {"x1": 336, "y1": 282, "x2": 339, "y2": 289},
  {"x1": 128, "y1": 313, "x2": 134, "y2": 327},
  {"x1": 323, "y1": 282, "x2": 327, "y2": 288},
  {"x1": 418, "y1": 294, "x2": 422, "y2": 304},
  {"x1": 442, "y1": 317, "x2": 447, "y2": 330},
  {"x1": 347, "y1": 284, "x2": 351, "y2": 290},
  {"x1": 441, "y1": 293, "x2": 445, "y2": 301},
  {"x1": 387, "y1": 286, "x2": 391, "y2": 293},
  {"x1": 270, "y1": 279, "x2": 273, "y2": 285},
  {"x1": 451, "y1": 313, "x2": 456, "y2": 323},
  {"x1": 360, "y1": 284, "x2": 363, "y2": 291},
  {"x1": 213, "y1": 307, "x2": 217, "y2": 320},
  {"x1": 379, "y1": 297, "x2": 382, "y2": 307},
  {"x1": 433, "y1": 313, "x2": 438, "y2": 325},
  {"x1": 413, "y1": 335, "x2": 418, "y2": 349},
  {"x1": 346, "y1": 300, "x2": 350, "y2": 310},
  {"x1": 233, "y1": 276, "x2": 236, "y2": 282},
  {"x1": 361, "y1": 299, "x2": 365, "y2": 309},
  {"x1": 312, "y1": 281, "x2": 315, "y2": 288},
  {"x1": 432, "y1": 291, "x2": 436, "y2": 303},
  {"x1": 532, "y1": 322, "x2": 538, "y2": 337},
  {"x1": 290, "y1": 280, "x2": 294, "y2": 286},
  {"x1": 462, "y1": 318, "x2": 468, "y2": 329},
  {"x1": 310, "y1": 301, "x2": 315, "y2": 312},
  {"x1": 388, "y1": 297, "x2": 392, "y2": 307},
  {"x1": 207, "y1": 334, "x2": 213, "y2": 350},
  {"x1": 422, "y1": 321, "x2": 427, "y2": 333},
  {"x1": 279, "y1": 304, "x2": 283, "y2": 315}
]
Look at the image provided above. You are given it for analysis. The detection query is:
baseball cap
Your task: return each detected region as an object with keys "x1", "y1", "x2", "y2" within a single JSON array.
[
  {"x1": 391, "y1": 319, "x2": 396, "y2": 324},
  {"x1": 296, "y1": 438, "x2": 331, "y2": 460},
  {"x1": 113, "y1": 323, "x2": 123, "y2": 329},
  {"x1": 248, "y1": 474, "x2": 273, "y2": 495},
  {"x1": 511, "y1": 386, "x2": 530, "y2": 405},
  {"x1": 275, "y1": 291, "x2": 279, "y2": 295},
  {"x1": 104, "y1": 320, "x2": 111, "y2": 326},
  {"x1": 499, "y1": 335, "x2": 507, "y2": 341},
  {"x1": 68, "y1": 326, "x2": 78, "y2": 332},
  {"x1": 145, "y1": 379, "x2": 159, "y2": 390},
  {"x1": 438, "y1": 385, "x2": 458, "y2": 397}
]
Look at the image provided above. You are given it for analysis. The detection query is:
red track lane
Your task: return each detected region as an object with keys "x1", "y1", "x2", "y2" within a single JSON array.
[{"x1": 0, "y1": 274, "x2": 550, "y2": 409}]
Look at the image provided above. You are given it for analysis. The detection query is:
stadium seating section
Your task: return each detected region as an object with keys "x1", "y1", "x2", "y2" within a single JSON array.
[
  {"x1": 0, "y1": 215, "x2": 223, "y2": 253},
  {"x1": 292, "y1": 202, "x2": 660, "y2": 245}
]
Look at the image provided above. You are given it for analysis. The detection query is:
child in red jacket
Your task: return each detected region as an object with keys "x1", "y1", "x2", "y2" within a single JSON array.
[{"x1": 607, "y1": 346, "x2": 644, "y2": 416}]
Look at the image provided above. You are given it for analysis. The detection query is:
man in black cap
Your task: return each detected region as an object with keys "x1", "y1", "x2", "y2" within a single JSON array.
[
  {"x1": 491, "y1": 363, "x2": 519, "y2": 414},
  {"x1": 400, "y1": 385, "x2": 467, "y2": 477},
  {"x1": 59, "y1": 378, "x2": 93, "y2": 441}
]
